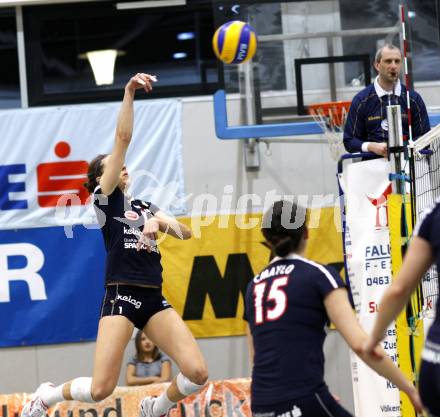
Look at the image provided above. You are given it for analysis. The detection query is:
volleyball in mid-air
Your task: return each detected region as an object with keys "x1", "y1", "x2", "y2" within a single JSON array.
[{"x1": 212, "y1": 20, "x2": 257, "y2": 64}]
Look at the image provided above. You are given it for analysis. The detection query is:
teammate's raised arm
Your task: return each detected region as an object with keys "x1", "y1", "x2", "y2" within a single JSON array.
[
  {"x1": 364, "y1": 236, "x2": 433, "y2": 354},
  {"x1": 324, "y1": 288, "x2": 423, "y2": 413}
]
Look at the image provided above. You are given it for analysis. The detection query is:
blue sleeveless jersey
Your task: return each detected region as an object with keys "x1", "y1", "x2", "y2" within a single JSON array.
[
  {"x1": 245, "y1": 254, "x2": 345, "y2": 406},
  {"x1": 414, "y1": 198, "x2": 440, "y2": 342},
  {"x1": 93, "y1": 186, "x2": 163, "y2": 287}
]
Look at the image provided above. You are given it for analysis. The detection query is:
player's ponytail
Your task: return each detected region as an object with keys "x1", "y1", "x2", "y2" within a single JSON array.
[
  {"x1": 262, "y1": 200, "x2": 307, "y2": 257},
  {"x1": 271, "y1": 236, "x2": 295, "y2": 257},
  {"x1": 84, "y1": 154, "x2": 108, "y2": 193}
]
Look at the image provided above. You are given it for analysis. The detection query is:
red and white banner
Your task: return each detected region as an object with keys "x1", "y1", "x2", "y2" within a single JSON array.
[
  {"x1": 342, "y1": 158, "x2": 401, "y2": 417},
  {"x1": 0, "y1": 379, "x2": 251, "y2": 417},
  {"x1": 0, "y1": 99, "x2": 184, "y2": 230}
]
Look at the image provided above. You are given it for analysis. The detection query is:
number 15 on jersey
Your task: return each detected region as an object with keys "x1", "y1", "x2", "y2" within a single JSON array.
[{"x1": 253, "y1": 276, "x2": 289, "y2": 325}]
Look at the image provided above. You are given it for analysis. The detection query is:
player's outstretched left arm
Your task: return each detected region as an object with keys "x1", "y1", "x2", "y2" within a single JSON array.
[
  {"x1": 324, "y1": 288, "x2": 424, "y2": 414},
  {"x1": 154, "y1": 210, "x2": 192, "y2": 239},
  {"x1": 364, "y1": 236, "x2": 433, "y2": 353},
  {"x1": 142, "y1": 210, "x2": 192, "y2": 241}
]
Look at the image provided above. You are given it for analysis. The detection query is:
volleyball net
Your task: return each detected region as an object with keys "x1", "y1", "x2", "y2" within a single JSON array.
[{"x1": 412, "y1": 125, "x2": 440, "y2": 320}]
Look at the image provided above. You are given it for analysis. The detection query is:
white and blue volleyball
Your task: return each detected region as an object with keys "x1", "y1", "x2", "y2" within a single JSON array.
[{"x1": 212, "y1": 20, "x2": 257, "y2": 64}]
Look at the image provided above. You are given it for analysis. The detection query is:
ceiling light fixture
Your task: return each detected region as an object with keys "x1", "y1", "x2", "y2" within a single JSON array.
[
  {"x1": 0, "y1": 0, "x2": 101, "y2": 7},
  {"x1": 116, "y1": 0, "x2": 186, "y2": 10},
  {"x1": 177, "y1": 32, "x2": 195, "y2": 41},
  {"x1": 173, "y1": 52, "x2": 187, "y2": 59}
]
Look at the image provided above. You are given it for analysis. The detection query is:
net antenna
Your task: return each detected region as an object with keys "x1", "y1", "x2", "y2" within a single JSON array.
[{"x1": 308, "y1": 101, "x2": 351, "y2": 161}]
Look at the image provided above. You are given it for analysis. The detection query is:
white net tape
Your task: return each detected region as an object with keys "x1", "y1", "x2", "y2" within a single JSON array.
[{"x1": 409, "y1": 123, "x2": 440, "y2": 154}]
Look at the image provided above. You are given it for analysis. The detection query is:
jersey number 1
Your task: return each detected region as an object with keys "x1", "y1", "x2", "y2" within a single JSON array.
[{"x1": 253, "y1": 276, "x2": 289, "y2": 324}]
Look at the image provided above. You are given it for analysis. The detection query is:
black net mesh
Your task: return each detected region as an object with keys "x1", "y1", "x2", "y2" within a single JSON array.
[{"x1": 414, "y1": 143, "x2": 440, "y2": 316}]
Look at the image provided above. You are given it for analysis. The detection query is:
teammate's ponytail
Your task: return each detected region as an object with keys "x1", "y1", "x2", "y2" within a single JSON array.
[
  {"x1": 272, "y1": 236, "x2": 294, "y2": 257},
  {"x1": 262, "y1": 200, "x2": 307, "y2": 257}
]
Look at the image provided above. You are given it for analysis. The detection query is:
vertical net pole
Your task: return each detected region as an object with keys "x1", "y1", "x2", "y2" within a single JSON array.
[
  {"x1": 400, "y1": 4, "x2": 414, "y2": 146},
  {"x1": 393, "y1": 8, "x2": 423, "y2": 416},
  {"x1": 400, "y1": 4, "x2": 417, "y2": 229}
]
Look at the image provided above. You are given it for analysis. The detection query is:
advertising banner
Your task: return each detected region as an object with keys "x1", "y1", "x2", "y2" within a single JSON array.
[
  {"x1": 0, "y1": 379, "x2": 251, "y2": 417},
  {"x1": 343, "y1": 158, "x2": 400, "y2": 417},
  {"x1": 0, "y1": 99, "x2": 185, "y2": 230},
  {"x1": 0, "y1": 226, "x2": 105, "y2": 346},
  {"x1": 0, "y1": 209, "x2": 344, "y2": 346}
]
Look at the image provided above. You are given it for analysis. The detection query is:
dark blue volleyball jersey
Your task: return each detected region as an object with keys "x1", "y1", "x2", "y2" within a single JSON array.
[
  {"x1": 343, "y1": 83, "x2": 430, "y2": 153},
  {"x1": 244, "y1": 254, "x2": 345, "y2": 406},
  {"x1": 93, "y1": 185, "x2": 163, "y2": 287},
  {"x1": 413, "y1": 198, "x2": 440, "y2": 341}
]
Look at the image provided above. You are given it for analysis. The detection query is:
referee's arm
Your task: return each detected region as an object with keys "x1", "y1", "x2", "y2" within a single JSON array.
[
  {"x1": 343, "y1": 99, "x2": 366, "y2": 153},
  {"x1": 411, "y1": 92, "x2": 431, "y2": 139}
]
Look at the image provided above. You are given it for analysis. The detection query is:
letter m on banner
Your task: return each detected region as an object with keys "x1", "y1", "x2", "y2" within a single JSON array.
[{"x1": 183, "y1": 254, "x2": 253, "y2": 320}]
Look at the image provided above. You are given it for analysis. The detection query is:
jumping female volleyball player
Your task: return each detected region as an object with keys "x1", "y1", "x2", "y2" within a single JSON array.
[
  {"x1": 365, "y1": 199, "x2": 440, "y2": 416},
  {"x1": 245, "y1": 200, "x2": 423, "y2": 417},
  {"x1": 21, "y1": 73, "x2": 208, "y2": 417}
]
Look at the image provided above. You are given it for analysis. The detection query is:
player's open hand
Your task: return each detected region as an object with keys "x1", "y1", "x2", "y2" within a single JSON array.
[{"x1": 126, "y1": 73, "x2": 157, "y2": 93}]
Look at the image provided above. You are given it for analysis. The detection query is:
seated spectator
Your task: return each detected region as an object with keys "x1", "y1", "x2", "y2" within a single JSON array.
[{"x1": 126, "y1": 330, "x2": 172, "y2": 386}]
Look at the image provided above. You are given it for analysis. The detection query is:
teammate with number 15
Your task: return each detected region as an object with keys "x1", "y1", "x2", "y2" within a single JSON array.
[{"x1": 244, "y1": 201, "x2": 423, "y2": 417}]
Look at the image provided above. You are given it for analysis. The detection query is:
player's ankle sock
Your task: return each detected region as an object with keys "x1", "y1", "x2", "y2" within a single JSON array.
[
  {"x1": 40, "y1": 384, "x2": 65, "y2": 407},
  {"x1": 70, "y1": 377, "x2": 96, "y2": 403}
]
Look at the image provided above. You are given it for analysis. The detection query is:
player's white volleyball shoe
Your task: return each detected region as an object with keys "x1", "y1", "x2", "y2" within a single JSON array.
[
  {"x1": 139, "y1": 397, "x2": 155, "y2": 417},
  {"x1": 139, "y1": 397, "x2": 166, "y2": 417},
  {"x1": 21, "y1": 383, "x2": 54, "y2": 417}
]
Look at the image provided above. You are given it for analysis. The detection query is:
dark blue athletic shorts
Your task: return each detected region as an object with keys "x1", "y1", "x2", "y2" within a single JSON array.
[
  {"x1": 100, "y1": 284, "x2": 172, "y2": 330},
  {"x1": 419, "y1": 354, "x2": 440, "y2": 417},
  {"x1": 251, "y1": 389, "x2": 353, "y2": 417}
]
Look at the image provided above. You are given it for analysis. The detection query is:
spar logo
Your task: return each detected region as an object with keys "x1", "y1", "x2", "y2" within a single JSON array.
[
  {"x1": 0, "y1": 141, "x2": 89, "y2": 210},
  {"x1": 367, "y1": 183, "x2": 392, "y2": 230}
]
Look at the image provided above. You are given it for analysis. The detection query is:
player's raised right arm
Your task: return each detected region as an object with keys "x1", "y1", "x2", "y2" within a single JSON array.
[{"x1": 99, "y1": 73, "x2": 155, "y2": 195}]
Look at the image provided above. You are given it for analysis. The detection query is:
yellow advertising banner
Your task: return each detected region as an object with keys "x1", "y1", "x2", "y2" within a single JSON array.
[
  {"x1": 160, "y1": 208, "x2": 344, "y2": 338},
  {"x1": 388, "y1": 194, "x2": 424, "y2": 417},
  {"x1": 0, "y1": 379, "x2": 251, "y2": 417}
]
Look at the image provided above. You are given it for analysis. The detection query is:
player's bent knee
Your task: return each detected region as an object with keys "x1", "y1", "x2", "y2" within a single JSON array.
[
  {"x1": 192, "y1": 365, "x2": 209, "y2": 385},
  {"x1": 186, "y1": 361, "x2": 209, "y2": 385},
  {"x1": 176, "y1": 371, "x2": 208, "y2": 396},
  {"x1": 91, "y1": 388, "x2": 111, "y2": 402},
  {"x1": 90, "y1": 381, "x2": 116, "y2": 402},
  {"x1": 176, "y1": 373, "x2": 205, "y2": 396}
]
